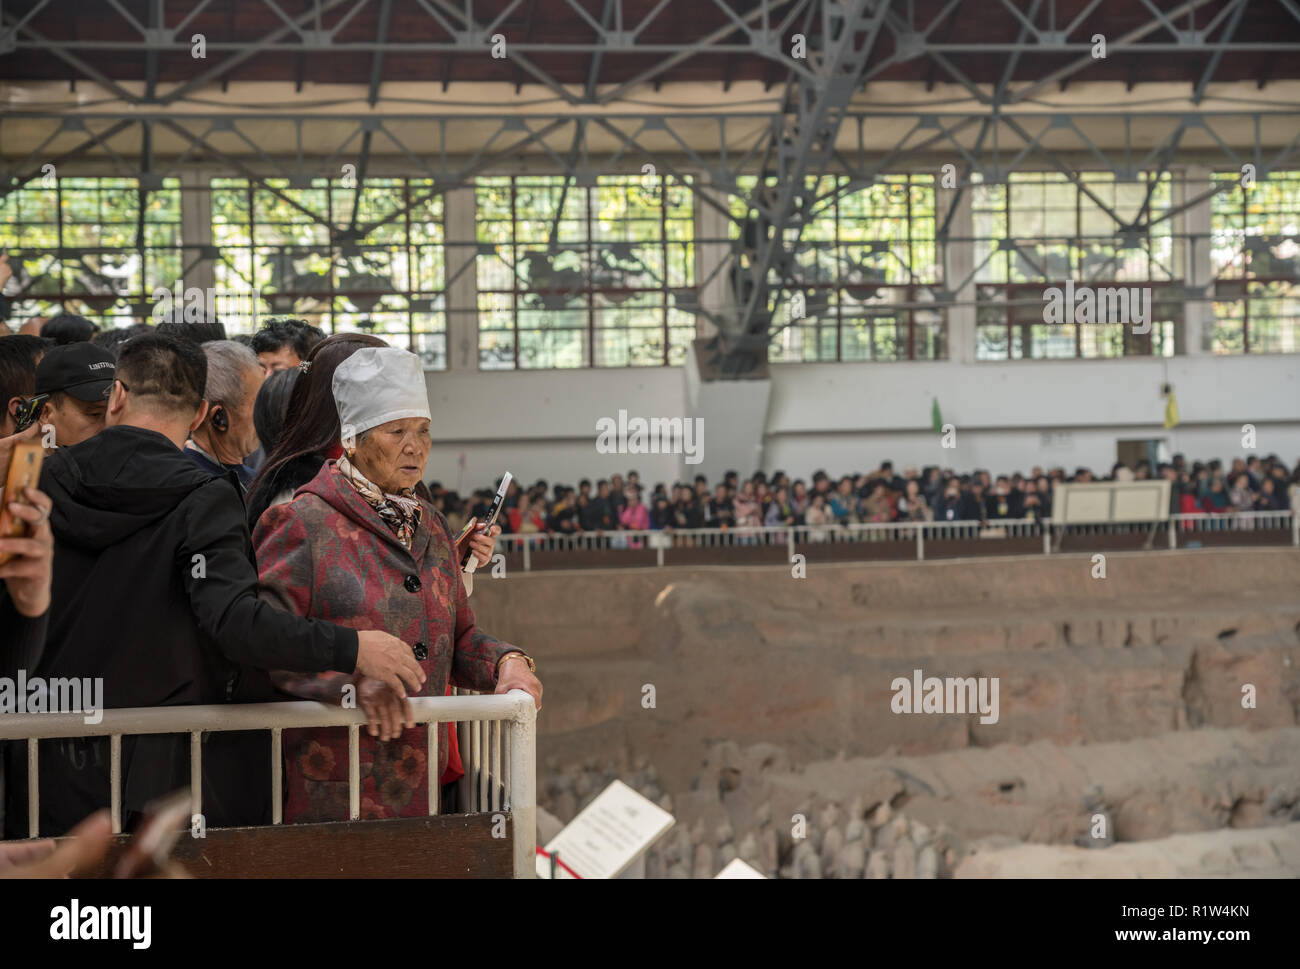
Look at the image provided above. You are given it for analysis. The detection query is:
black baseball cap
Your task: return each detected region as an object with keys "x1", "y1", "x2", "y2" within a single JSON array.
[{"x1": 34, "y1": 343, "x2": 116, "y2": 402}]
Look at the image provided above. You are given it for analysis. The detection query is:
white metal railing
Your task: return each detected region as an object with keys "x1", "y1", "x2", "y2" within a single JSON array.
[
  {"x1": 0, "y1": 691, "x2": 537, "y2": 878},
  {"x1": 494, "y1": 510, "x2": 1298, "y2": 568}
]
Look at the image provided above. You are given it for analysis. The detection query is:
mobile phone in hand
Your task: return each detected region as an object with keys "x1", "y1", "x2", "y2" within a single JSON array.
[
  {"x1": 0, "y1": 440, "x2": 44, "y2": 565},
  {"x1": 460, "y1": 471, "x2": 512, "y2": 568}
]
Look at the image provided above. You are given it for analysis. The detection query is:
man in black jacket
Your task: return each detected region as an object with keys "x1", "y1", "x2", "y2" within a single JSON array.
[{"x1": 3, "y1": 333, "x2": 425, "y2": 838}]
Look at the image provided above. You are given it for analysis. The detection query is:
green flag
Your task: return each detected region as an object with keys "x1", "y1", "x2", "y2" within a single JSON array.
[{"x1": 931, "y1": 398, "x2": 942, "y2": 433}]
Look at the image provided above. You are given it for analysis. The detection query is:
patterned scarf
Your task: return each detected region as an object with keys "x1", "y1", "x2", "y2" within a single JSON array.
[{"x1": 336, "y1": 454, "x2": 423, "y2": 550}]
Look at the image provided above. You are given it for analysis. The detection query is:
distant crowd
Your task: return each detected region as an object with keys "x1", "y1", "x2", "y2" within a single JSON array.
[
  {"x1": 2, "y1": 289, "x2": 1295, "y2": 546},
  {"x1": 439, "y1": 455, "x2": 1298, "y2": 538}
]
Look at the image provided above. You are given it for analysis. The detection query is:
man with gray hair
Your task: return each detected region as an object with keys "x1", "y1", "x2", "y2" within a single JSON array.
[{"x1": 183, "y1": 339, "x2": 266, "y2": 491}]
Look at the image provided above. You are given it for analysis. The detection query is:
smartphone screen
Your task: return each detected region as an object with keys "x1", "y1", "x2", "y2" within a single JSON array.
[
  {"x1": 459, "y1": 472, "x2": 511, "y2": 566},
  {"x1": 0, "y1": 440, "x2": 44, "y2": 564}
]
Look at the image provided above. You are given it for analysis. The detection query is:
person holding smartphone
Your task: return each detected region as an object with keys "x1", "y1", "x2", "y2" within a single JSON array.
[
  {"x1": 4, "y1": 334, "x2": 426, "y2": 840},
  {"x1": 254, "y1": 347, "x2": 540, "y2": 822},
  {"x1": 0, "y1": 426, "x2": 53, "y2": 672}
]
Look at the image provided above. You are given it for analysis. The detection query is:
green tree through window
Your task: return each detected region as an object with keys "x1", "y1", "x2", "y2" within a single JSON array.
[{"x1": 475, "y1": 174, "x2": 696, "y2": 369}]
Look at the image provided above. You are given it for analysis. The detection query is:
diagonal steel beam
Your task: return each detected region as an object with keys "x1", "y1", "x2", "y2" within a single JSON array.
[
  {"x1": 157, "y1": 0, "x2": 357, "y2": 105},
  {"x1": 145, "y1": 0, "x2": 163, "y2": 102},
  {"x1": 1, "y1": 11, "x2": 140, "y2": 103},
  {"x1": 0, "y1": 119, "x2": 135, "y2": 201},
  {"x1": 733, "y1": 0, "x2": 893, "y2": 344},
  {"x1": 993, "y1": 0, "x2": 1043, "y2": 107},
  {"x1": 156, "y1": 119, "x2": 338, "y2": 228},
  {"x1": 597, "y1": 0, "x2": 813, "y2": 105},
  {"x1": 585, "y1": 0, "x2": 618, "y2": 102},
  {"x1": 347, "y1": 129, "x2": 375, "y2": 233},
  {"x1": 367, "y1": 0, "x2": 394, "y2": 107},
  {"x1": 1133, "y1": 0, "x2": 1181, "y2": 39},
  {"x1": 997, "y1": 114, "x2": 1127, "y2": 225},
  {"x1": 172, "y1": 0, "x2": 219, "y2": 37},
  {"x1": 1006, "y1": 0, "x2": 1219, "y2": 104},
  {"x1": 1192, "y1": 0, "x2": 1247, "y2": 104},
  {"x1": 354, "y1": 117, "x2": 574, "y2": 239},
  {"x1": 103, "y1": 0, "x2": 148, "y2": 36},
  {"x1": 421, "y1": 0, "x2": 584, "y2": 105}
]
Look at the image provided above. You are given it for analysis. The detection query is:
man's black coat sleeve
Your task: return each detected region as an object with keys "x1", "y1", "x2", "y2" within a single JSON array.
[
  {"x1": 180, "y1": 476, "x2": 358, "y2": 674},
  {"x1": 0, "y1": 584, "x2": 46, "y2": 677}
]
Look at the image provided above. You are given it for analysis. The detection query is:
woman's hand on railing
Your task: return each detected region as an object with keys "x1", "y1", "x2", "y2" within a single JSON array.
[
  {"x1": 495, "y1": 655, "x2": 542, "y2": 710},
  {"x1": 355, "y1": 631, "x2": 427, "y2": 697},
  {"x1": 357, "y1": 675, "x2": 415, "y2": 741}
]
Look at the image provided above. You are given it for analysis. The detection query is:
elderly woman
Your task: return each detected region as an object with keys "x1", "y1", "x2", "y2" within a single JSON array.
[{"x1": 253, "y1": 347, "x2": 541, "y2": 822}]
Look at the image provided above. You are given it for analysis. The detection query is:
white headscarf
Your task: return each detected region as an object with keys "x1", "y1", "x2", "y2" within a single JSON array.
[{"x1": 332, "y1": 346, "x2": 431, "y2": 442}]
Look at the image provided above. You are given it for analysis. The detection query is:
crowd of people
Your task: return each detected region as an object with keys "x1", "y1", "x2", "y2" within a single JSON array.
[
  {"x1": 0, "y1": 306, "x2": 541, "y2": 867},
  {"x1": 440, "y1": 455, "x2": 1298, "y2": 540},
  {"x1": 0, "y1": 290, "x2": 1296, "y2": 870}
]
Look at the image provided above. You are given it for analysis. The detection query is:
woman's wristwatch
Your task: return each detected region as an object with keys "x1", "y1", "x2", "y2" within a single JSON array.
[{"x1": 496, "y1": 651, "x2": 535, "y2": 678}]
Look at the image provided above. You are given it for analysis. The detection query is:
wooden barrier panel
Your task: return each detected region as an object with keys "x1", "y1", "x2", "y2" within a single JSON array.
[{"x1": 75, "y1": 814, "x2": 515, "y2": 879}]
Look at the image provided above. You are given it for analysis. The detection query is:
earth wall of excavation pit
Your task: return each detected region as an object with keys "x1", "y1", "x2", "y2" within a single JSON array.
[{"x1": 472, "y1": 548, "x2": 1300, "y2": 791}]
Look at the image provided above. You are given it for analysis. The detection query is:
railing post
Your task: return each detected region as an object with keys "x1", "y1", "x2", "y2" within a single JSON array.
[
  {"x1": 271, "y1": 728, "x2": 283, "y2": 824},
  {"x1": 787, "y1": 527, "x2": 795, "y2": 562},
  {"x1": 470, "y1": 719, "x2": 482, "y2": 812},
  {"x1": 489, "y1": 720, "x2": 501, "y2": 813},
  {"x1": 457, "y1": 720, "x2": 472, "y2": 813},
  {"x1": 915, "y1": 523, "x2": 924, "y2": 561},
  {"x1": 506, "y1": 691, "x2": 537, "y2": 879},
  {"x1": 1042, "y1": 522, "x2": 1051, "y2": 556},
  {"x1": 522, "y1": 535, "x2": 531, "y2": 572},
  {"x1": 110, "y1": 734, "x2": 122, "y2": 833},
  {"x1": 1292, "y1": 510, "x2": 1299, "y2": 547},
  {"x1": 427, "y1": 723, "x2": 438, "y2": 817},
  {"x1": 190, "y1": 731, "x2": 202, "y2": 822},
  {"x1": 27, "y1": 737, "x2": 38, "y2": 838},
  {"x1": 348, "y1": 724, "x2": 360, "y2": 821},
  {"x1": 1168, "y1": 517, "x2": 1177, "y2": 549}
]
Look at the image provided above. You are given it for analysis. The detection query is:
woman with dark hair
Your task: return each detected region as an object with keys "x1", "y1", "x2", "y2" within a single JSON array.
[
  {"x1": 244, "y1": 333, "x2": 498, "y2": 807},
  {"x1": 253, "y1": 346, "x2": 539, "y2": 823},
  {"x1": 246, "y1": 333, "x2": 390, "y2": 528},
  {"x1": 252, "y1": 366, "x2": 299, "y2": 456},
  {"x1": 41, "y1": 314, "x2": 98, "y2": 346},
  {"x1": 248, "y1": 332, "x2": 500, "y2": 557},
  {"x1": 244, "y1": 366, "x2": 299, "y2": 475}
]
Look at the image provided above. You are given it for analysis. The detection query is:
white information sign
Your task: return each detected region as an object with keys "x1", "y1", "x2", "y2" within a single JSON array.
[
  {"x1": 536, "y1": 779, "x2": 674, "y2": 879},
  {"x1": 715, "y1": 858, "x2": 766, "y2": 879}
]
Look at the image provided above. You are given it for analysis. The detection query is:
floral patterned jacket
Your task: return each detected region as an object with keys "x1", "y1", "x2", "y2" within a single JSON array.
[{"x1": 253, "y1": 460, "x2": 516, "y2": 822}]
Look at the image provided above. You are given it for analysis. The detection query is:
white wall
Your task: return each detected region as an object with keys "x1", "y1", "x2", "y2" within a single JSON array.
[
  {"x1": 425, "y1": 354, "x2": 1300, "y2": 491},
  {"x1": 423, "y1": 367, "x2": 687, "y2": 491},
  {"x1": 763, "y1": 355, "x2": 1300, "y2": 477}
]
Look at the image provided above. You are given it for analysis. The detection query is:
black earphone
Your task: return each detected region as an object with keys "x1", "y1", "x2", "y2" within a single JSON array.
[
  {"x1": 13, "y1": 394, "x2": 48, "y2": 432},
  {"x1": 211, "y1": 407, "x2": 229, "y2": 432}
]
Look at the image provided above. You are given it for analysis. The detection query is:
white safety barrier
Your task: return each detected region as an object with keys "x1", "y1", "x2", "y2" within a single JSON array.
[
  {"x1": 0, "y1": 690, "x2": 537, "y2": 879},
  {"x1": 495, "y1": 511, "x2": 1298, "y2": 568}
]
